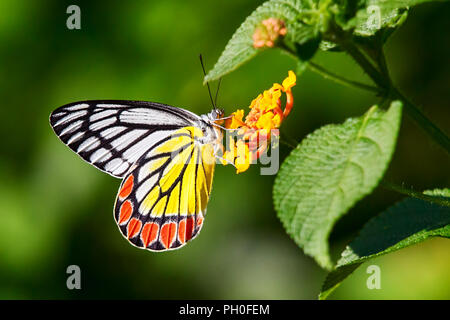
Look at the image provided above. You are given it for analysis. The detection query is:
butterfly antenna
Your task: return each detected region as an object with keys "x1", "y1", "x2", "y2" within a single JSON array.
[
  {"x1": 214, "y1": 78, "x2": 222, "y2": 107},
  {"x1": 199, "y1": 54, "x2": 216, "y2": 108}
]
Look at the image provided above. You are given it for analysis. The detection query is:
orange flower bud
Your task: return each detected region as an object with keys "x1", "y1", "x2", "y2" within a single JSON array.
[{"x1": 252, "y1": 18, "x2": 287, "y2": 49}]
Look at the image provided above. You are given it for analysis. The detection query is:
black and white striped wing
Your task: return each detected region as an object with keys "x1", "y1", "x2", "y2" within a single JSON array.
[{"x1": 49, "y1": 100, "x2": 201, "y2": 178}]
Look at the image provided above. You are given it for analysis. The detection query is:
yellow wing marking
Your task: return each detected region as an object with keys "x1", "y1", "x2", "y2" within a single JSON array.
[
  {"x1": 152, "y1": 195, "x2": 167, "y2": 215},
  {"x1": 139, "y1": 126, "x2": 216, "y2": 218},
  {"x1": 166, "y1": 183, "x2": 180, "y2": 214},
  {"x1": 201, "y1": 143, "x2": 215, "y2": 196},
  {"x1": 180, "y1": 147, "x2": 197, "y2": 215},
  {"x1": 158, "y1": 145, "x2": 193, "y2": 192},
  {"x1": 140, "y1": 184, "x2": 161, "y2": 215},
  {"x1": 138, "y1": 157, "x2": 169, "y2": 181},
  {"x1": 155, "y1": 132, "x2": 193, "y2": 154}
]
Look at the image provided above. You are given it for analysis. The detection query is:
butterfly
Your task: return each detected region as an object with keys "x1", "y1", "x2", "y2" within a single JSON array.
[{"x1": 50, "y1": 100, "x2": 225, "y2": 251}]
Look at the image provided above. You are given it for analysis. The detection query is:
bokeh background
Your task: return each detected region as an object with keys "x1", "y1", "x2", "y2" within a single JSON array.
[{"x1": 0, "y1": 0, "x2": 449, "y2": 299}]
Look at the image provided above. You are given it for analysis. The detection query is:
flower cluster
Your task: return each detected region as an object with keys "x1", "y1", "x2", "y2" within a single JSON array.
[
  {"x1": 222, "y1": 71, "x2": 296, "y2": 173},
  {"x1": 252, "y1": 18, "x2": 287, "y2": 49}
]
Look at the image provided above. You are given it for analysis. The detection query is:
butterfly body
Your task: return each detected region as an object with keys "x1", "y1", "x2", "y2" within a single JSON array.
[{"x1": 50, "y1": 100, "x2": 223, "y2": 251}]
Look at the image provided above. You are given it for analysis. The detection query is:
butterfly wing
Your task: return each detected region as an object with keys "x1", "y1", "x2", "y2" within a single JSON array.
[
  {"x1": 114, "y1": 126, "x2": 216, "y2": 251},
  {"x1": 49, "y1": 100, "x2": 201, "y2": 178}
]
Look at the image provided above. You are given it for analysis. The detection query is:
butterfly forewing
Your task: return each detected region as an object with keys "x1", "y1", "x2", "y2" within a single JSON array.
[
  {"x1": 49, "y1": 100, "x2": 200, "y2": 178},
  {"x1": 114, "y1": 127, "x2": 216, "y2": 251}
]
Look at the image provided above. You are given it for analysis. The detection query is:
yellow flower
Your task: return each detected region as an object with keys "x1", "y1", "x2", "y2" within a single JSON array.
[
  {"x1": 221, "y1": 137, "x2": 251, "y2": 173},
  {"x1": 225, "y1": 109, "x2": 245, "y2": 129},
  {"x1": 221, "y1": 139, "x2": 237, "y2": 165},
  {"x1": 223, "y1": 71, "x2": 296, "y2": 173},
  {"x1": 256, "y1": 112, "x2": 274, "y2": 129},
  {"x1": 282, "y1": 70, "x2": 296, "y2": 91},
  {"x1": 234, "y1": 140, "x2": 251, "y2": 173}
]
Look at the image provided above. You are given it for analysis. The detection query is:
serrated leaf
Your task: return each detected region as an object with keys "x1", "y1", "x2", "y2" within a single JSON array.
[
  {"x1": 204, "y1": 0, "x2": 317, "y2": 83},
  {"x1": 273, "y1": 101, "x2": 403, "y2": 270},
  {"x1": 319, "y1": 188, "x2": 450, "y2": 299}
]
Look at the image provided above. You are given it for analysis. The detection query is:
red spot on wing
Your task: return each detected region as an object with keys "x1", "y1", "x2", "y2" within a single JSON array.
[
  {"x1": 127, "y1": 218, "x2": 142, "y2": 239},
  {"x1": 141, "y1": 222, "x2": 159, "y2": 247},
  {"x1": 196, "y1": 216, "x2": 203, "y2": 227},
  {"x1": 186, "y1": 216, "x2": 194, "y2": 241},
  {"x1": 118, "y1": 200, "x2": 133, "y2": 225},
  {"x1": 160, "y1": 222, "x2": 177, "y2": 249},
  {"x1": 178, "y1": 219, "x2": 186, "y2": 244},
  {"x1": 119, "y1": 175, "x2": 134, "y2": 200}
]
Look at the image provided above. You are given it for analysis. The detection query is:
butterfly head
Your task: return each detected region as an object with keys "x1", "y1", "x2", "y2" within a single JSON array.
[
  {"x1": 197, "y1": 108, "x2": 225, "y2": 144},
  {"x1": 200, "y1": 108, "x2": 225, "y2": 125},
  {"x1": 206, "y1": 108, "x2": 224, "y2": 122}
]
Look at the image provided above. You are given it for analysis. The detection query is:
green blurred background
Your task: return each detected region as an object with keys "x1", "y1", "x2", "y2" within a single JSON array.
[{"x1": 0, "y1": 0, "x2": 449, "y2": 299}]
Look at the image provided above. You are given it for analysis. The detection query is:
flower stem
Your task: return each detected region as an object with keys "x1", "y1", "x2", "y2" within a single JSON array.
[
  {"x1": 307, "y1": 62, "x2": 380, "y2": 93},
  {"x1": 337, "y1": 36, "x2": 388, "y2": 90},
  {"x1": 381, "y1": 180, "x2": 450, "y2": 207}
]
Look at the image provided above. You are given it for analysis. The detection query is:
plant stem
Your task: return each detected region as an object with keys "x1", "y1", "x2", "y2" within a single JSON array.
[
  {"x1": 332, "y1": 29, "x2": 389, "y2": 90},
  {"x1": 390, "y1": 87, "x2": 450, "y2": 154},
  {"x1": 377, "y1": 46, "x2": 390, "y2": 79},
  {"x1": 307, "y1": 62, "x2": 380, "y2": 93},
  {"x1": 381, "y1": 180, "x2": 450, "y2": 207}
]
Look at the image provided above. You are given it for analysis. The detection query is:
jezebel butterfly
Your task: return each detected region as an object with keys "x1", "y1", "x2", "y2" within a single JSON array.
[{"x1": 50, "y1": 100, "x2": 223, "y2": 251}]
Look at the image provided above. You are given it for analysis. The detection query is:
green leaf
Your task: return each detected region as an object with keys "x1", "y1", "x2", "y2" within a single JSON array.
[
  {"x1": 424, "y1": 188, "x2": 450, "y2": 198},
  {"x1": 381, "y1": 180, "x2": 450, "y2": 207},
  {"x1": 338, "y1": 0, "x2": 445, "y2": 37},
  {"x1": 319, "y1": 188, "x2": 450, "y2": 300},
  {"x1": 204, "y1": 0, "x2": 317, "y2": 83},
  {"x1": 273, "y1": 101, "x2": 403, "y2": 270}
]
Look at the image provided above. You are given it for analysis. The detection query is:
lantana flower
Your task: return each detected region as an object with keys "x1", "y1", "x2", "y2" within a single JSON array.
[
  {"x1": 222, "y1": 70, "x2": 296, "y2": 173},
  {"x1": 252, "y1": 18, "x2": 287, "y2": 49}
]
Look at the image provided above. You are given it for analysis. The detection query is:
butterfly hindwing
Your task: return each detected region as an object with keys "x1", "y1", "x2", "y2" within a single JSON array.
[
  {"x1": 114, "y1": 127, "x2": 216, "y2": 251},
  {"x1": 49, "y1": 100, "x2": 201, "y2": 178}
]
